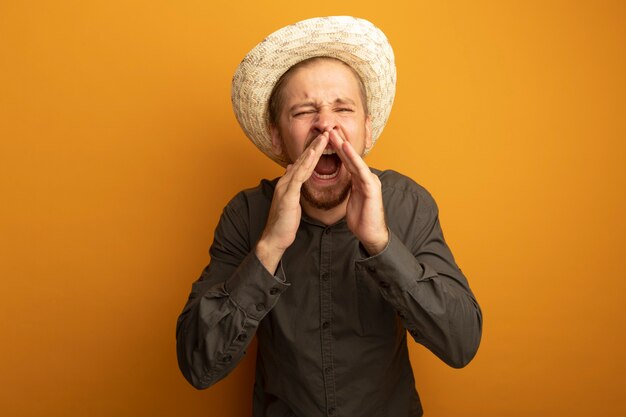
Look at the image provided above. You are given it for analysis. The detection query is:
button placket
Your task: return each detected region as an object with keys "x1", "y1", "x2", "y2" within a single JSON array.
[{"x1": 320, "y1": 227, "x2": 337, "y2": 414}]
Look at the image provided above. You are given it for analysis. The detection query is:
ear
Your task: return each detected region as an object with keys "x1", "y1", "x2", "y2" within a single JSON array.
[
  {"x1": 364, "y1": 115, "x2": 373, "y2": 151},
  {"x1": 269, "y1": 124, "x2": 283, "y2": 156}
]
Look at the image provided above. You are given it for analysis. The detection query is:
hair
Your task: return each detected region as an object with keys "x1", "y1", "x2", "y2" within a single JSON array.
[{"x1": 267, "y1": 56, "x2": 369, "y2": 127}]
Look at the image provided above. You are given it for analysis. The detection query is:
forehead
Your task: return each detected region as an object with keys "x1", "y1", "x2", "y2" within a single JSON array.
[{"x1": 281, "y1": 59, "x2": 363, "y2": 101}]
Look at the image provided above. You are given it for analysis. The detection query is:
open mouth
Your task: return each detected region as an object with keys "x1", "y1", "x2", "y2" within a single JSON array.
[{"x1": 313, "y1": 148, "x2": 341, "y2": 179}]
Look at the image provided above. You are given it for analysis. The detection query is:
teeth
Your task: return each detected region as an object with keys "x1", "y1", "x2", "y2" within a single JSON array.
[
  {"x1": 322, "y1": 149, "x2": 336, "y2": 155},
  {"x1": 313, "y1": 170, "x2": 340, "y2": 180}
]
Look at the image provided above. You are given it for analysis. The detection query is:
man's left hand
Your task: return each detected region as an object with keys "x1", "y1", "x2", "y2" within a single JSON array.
[{"x1": 329, "y1": 129, "x2": 389, "y2": 256}]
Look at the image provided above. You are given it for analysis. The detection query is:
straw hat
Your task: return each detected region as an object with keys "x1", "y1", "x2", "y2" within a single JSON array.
[{"x1": 231, "y1": 16, "x2": 396, "y2": 166}]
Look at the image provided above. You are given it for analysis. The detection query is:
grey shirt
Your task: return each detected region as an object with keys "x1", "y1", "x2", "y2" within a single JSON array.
[{"x1": 176, "y1": 169, "x2": 482, "y2": 417}]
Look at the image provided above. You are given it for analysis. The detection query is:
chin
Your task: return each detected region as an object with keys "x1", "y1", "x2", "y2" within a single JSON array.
[{"x1": 302, "y1": 181, "x2": 351, "y2": 211}]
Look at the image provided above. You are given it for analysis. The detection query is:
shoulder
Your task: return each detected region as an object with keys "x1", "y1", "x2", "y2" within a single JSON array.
[
  {"x1": 218, "y1": 177, "x2": 278, "y2": 244},
  {"x1": 373, "y1": 168, "x2": 438, "y2": 211},
  {"x1": 225, "y1": 177, "x2": 278, "y2": 214},
  {"x1": 372, "y1": 169, "x2": 440, "y2": 249}
]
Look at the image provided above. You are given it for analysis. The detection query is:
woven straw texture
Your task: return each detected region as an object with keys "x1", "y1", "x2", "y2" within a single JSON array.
[{"x1": 231, "y1": 16, "x2": 396, "y2": 166}]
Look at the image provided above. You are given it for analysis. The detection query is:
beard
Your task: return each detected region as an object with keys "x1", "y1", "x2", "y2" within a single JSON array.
[{"x1": 301, "y1": 178, "x2": 351, "y2": 210}]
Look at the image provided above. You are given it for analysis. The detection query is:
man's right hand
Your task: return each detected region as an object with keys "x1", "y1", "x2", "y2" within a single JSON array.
[{"x1": 255, "y1": 132, "x2": 329, "y2": 274}]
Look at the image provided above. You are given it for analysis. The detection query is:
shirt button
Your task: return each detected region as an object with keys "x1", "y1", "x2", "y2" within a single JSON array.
[
  {"x1": 322, "y1": 321, "x2": 330, "y2": 329},
  {"x1": 328, "y1": 407, "x2": 336, "y2": 415},
  {"x1": 256, "y1": 303, "x2": 265, "y2": 311},
  {"x1": 321, "y1": 272, "x2": 329, "y2": 281},
  {"x1": 237, "y1": 333, "x2": 247, "y2": 342},
  {"x1": 325, "y1": 366, "x2": 332, "y2": 374},
  {"x1": 222, "y1": 354, "x2": 232, "y2": 363},
  {"x1": 324, "y1": 228, "x2": 331, "y2": 235},
  {"x1": 269, "y1": 287, "x2": 280, "y2": 295}
]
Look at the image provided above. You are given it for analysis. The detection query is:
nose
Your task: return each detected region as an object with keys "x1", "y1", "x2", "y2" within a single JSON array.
[{"x1": 313, "y1": 107, "x2": 336, "y2": 133}]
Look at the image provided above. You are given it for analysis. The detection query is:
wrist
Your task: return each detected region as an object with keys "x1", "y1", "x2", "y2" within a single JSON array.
[
  {"x1": 362, "y1": 228, "x2": 390, "y2": 256},
  {"x1": 255, "y1": 237, "x2": 286, "y2": 275}
]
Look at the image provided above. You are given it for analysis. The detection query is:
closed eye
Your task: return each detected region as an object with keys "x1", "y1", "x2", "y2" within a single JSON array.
[{"x1": 293, "y1": 110, "x2": 315, "y2": 117}]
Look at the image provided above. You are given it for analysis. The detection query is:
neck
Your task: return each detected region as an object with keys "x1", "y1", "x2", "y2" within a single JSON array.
[{"x1": 300, "y1": 196, "x2": 349, "y2": 226}]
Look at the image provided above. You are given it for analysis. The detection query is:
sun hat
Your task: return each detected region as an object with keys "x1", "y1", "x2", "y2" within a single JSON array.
[{"x1": 231, "y1": 16, "x2": 396, "y2": 166}]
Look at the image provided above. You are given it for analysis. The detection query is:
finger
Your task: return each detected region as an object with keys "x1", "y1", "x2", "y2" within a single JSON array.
[
  {"x1": 292, "y1": 132, "x2": 329, "y2": 183},
  {"x1": 279, "y1": 130, "x2": 327, "y2": 189},
  {"x1": 284, "y1": 148, "x2": 317, "y2": 198},
  {"x1": 285, "y1": 132, "x2": 329, "y2": 195},
  {"x1": 328, "y1": 129, "x2": 355, "y2": 172},
  {"x1": 328, "y1": 130, "x2": 371, "y2": 182},
  {"x1": 275, "y1": 164, "x2": 295, "y2": 192},
  {"x1": 289, "y1": 132, "x2": 325, "y2": 170}
]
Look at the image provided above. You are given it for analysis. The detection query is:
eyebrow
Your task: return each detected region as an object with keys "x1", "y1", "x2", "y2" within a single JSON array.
[
  {"x1": 334, "y1": 97, "x2": 356, "y2": 106},
  {"x1": 288, "y1": 102, "x2": 316, "y2": 112},
  {"x1": 288, "y1": 98, "x2": 357, "y2": 112}
]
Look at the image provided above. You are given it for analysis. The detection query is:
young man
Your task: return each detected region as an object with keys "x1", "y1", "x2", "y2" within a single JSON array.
[{"x1": 177, "y1": 16, "x2": 482, "y2": 417}]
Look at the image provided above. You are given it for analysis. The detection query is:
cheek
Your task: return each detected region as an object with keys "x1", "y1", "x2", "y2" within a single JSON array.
[
  {"x1": 343, "y1": 121, "x2": 369, "y2": 152},
  {"x1": 340, "y1": 119, "x2": 365, "y2": 137},
  {"x1": 281, "y1": 125, "x2": 309, "y2": 159}
]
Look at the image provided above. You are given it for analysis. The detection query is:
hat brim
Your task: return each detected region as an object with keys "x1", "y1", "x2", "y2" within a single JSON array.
[{"x1": 231, "y1": 16, "x2": 396, "y2": 166}]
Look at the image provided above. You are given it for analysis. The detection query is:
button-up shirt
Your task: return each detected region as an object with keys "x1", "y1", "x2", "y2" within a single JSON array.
[{"x1": 176, "y1": 169, "x2": 482, "y2": 417}]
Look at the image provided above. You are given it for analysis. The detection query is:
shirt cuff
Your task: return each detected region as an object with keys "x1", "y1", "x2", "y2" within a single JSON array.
[{"x1": 224, "y1": 251, "x2": 290, "y2": 321}]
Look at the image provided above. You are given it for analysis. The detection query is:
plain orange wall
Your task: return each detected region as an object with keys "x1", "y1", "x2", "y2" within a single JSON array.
[{"x1": 1, "y1": 1, "x2": 625, "y2": 416}]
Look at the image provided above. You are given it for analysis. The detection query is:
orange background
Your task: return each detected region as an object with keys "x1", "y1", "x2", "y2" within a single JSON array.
[{"x1": 1, "y1": 1, "x2": 625, "y2": 416}]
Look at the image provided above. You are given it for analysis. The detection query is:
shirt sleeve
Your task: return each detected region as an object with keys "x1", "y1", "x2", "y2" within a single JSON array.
[
  {"x1": 176, "y1": 197, "x2": 289, "y2": 389},
  {"x1": 355, "y1": 188, "x2": 482, "y2": 368}
]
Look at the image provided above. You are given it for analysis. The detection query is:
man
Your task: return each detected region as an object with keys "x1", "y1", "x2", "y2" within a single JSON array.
[{"x1": 177, "y1": 16, "x2": 482, "y2": 417}]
